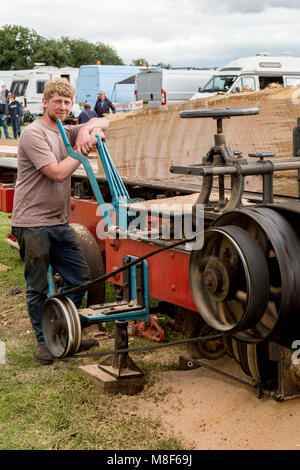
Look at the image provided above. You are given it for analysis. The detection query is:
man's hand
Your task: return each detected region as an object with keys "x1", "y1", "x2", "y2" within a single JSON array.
[
  {"x1": 74, "y1": 117, "x2": 109, "y2": 155},
  {"x1": 74, "y1": 129, "x2": 94, "y2": 155}
]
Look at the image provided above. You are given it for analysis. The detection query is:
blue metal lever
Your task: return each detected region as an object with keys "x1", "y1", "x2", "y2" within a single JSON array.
[
  {"x1": 96, "y1": 136, "x2": 130, "y2": 202},
  {"x1": 56, "y1": 119, "x2": 113, "y2": 230}
]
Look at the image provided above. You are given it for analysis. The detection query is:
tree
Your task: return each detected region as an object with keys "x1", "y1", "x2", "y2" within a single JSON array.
[
  {"x1": 62, "y1": 37, "x2": 123, "y2": 67},
  {"x1": 0, "y1": 25, "x2": 124, "y2": 70},
  {"x1": 153, "y1": 61, "x2": 171, "y2": 69},
  {"x1": 94, "y1": 42, "x2": 123, "y2": 66},
  {"x1": 0, "y1": 24, "x2": 41, "y2": 69},
  {"x1": 32, "y1": 38, "x2": 72, "y2": 68},
  {"x1": 131, "y1": 58, "x2": 172, "y2": 68},
  {"x1": 131, "y1": 58, "x2": 148, "y2": 66}
]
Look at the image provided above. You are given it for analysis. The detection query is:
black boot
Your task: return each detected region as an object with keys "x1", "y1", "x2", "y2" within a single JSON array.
[{"x1": 34, "y1": 343, "x2": 54, "y2": 365}]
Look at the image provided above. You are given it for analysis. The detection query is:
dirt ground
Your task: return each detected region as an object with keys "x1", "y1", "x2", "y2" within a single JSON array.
[
  {"x1": 83, "y1": 320, "x2": 300, "y2": 451},
  {"x1": 130, "y1": 354, "x2": 300, "y2": 450}
]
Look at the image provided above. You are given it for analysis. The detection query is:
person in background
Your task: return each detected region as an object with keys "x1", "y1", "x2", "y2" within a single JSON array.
[
  {"x1": 0, "y1": 84, "x2": 11, "y2": 139},
  {"x1": 78, "y1": 104, "x2": 98, "y2": 124},
  {"x1": 94, "y1": 91, "x2": 116, "y2": 118},
  {"x1": 8, "y1": 94, "x2": 22, "y2": 139}
]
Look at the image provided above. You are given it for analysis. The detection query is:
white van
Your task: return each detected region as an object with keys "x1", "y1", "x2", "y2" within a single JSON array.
[
  {"x1": 10, "y1": 66, "x2": 79, "y2": 115},
  {"x1": 135, "y1": 68, "x2": 215, "y2": 106},
  {"x1": 191, "y1": 54, "x2": 300, "y2": 100}
]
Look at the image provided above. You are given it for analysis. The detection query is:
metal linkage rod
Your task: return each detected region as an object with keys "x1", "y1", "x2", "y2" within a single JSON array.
[{"x1": 72, "y1": 333, "x2": 224, "y2": 358}]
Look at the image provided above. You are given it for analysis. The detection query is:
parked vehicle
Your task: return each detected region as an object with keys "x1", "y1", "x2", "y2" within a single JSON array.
[
  {"x1": 190, "y1": 54, "x2": 300, "y2": 100},
  {"x1": 0, "y1": 70, "x2": 20, "y2": 90},
  {"x1": 76, "y1": 65, "x2": 147, "y2": 111},
  {"x1": 9, "y1": 66, "x2": 79, "y2": 116},
  {"x1": 135, "y1": 68, "x2": 215, "y2": 106}
]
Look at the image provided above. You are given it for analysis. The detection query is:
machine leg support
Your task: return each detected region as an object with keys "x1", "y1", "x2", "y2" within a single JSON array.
[
  {"x1": 269, "y1": 342, "x2": 300, "y2": 401},
  {"x1": 80, "y1": 321, "x2": 145, "y2": 395}
]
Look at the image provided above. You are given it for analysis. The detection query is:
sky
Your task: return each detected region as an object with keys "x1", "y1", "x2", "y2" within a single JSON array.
[{"x1": 1, "y1": 0, "x2": 300, "y2": 68}]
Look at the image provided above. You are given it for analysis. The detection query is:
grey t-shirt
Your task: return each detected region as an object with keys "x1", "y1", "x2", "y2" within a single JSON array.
[{"x1": 11, "y1": 119, "x2": 82, "y2": 227}]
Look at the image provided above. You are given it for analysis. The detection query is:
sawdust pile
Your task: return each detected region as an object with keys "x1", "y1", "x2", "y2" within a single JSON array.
[{"x1": 102, "y1": 87, "x2": 300, "y2": 196}]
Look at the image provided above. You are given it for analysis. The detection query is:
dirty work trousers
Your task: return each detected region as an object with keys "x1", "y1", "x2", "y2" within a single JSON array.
[{"x1": 12, "y1": 224, "x2": 91, "y2": 344}]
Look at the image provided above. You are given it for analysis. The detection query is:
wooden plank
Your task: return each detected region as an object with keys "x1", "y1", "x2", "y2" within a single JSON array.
[{"x1": 79, "y1": 364, "x2": 145, "y2": 395}]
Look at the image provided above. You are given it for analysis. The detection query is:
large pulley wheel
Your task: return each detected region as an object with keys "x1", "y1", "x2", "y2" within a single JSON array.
[
  {"x1": 229, "y1": 338, "x2": 277, "y2": 383},
  {"x1": 189, "y1": 225, "x2": 269, "y2": 338},
  {"x1": 42, "y1": 297, "x2": 81, "y2": 358},
  {"x1": 213, "y1": 208, "x2": 300, "y2": 345},
  {"x1": 71, "y1": 224, "x2": 105, "y2": 306}
]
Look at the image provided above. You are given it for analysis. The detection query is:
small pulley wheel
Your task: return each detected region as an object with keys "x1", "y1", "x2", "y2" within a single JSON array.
[{"x1": 42, "y1": 296, "x2": 81, "y2": 358}]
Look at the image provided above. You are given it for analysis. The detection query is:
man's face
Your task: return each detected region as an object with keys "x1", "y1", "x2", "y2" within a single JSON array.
[
  {"x1": 42, "y1": 92, "x2": 73, "y2": 122},
  {"x1": 99, "y1": 92, "x2": 105, "y2": 101}
]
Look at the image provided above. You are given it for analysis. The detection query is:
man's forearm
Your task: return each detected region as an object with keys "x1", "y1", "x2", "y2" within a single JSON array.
[
  {"x1": 40, "y1": 156, "x2": 81, "y2": 182},
  {"x1": 79, "y1": 117, "x2": 109, "y2": 134}
]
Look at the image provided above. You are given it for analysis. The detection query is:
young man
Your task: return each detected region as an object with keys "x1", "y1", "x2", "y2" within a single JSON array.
[
  {"x1": 11, "y1": 78, "x2": 110, "y2": 365},
  {"x1": 94, "y1": 91, "x2": 116, "y2": 118},
  {"x1": 8, "y1": 94, "x2": 23, "y2": 139}
]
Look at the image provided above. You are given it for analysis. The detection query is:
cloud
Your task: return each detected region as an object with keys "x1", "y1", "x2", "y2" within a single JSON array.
[
  {"x1": 197, "y1": 0, "x2": 300, "y2": 13},
  {"x1": 1, "y1": 0, "x2": 300, "y2": 67}
]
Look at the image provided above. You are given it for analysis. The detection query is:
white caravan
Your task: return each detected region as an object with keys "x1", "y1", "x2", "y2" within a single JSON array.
[
  {"x1": 10, "y1": 66, "x2": 79, "y2": 115},
  {"x1": 135, "y1": 68, "x2": 216, "y2": 106},
  {"x1": 191, "y1": 54, "x2": 300, "y2": 100},
  {"x1": 0, "y1": 70, "x2": 21, "y2": 90}
]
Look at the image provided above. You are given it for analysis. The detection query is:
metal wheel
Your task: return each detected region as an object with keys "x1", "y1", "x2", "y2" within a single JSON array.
[
  {"x1": 213, "y1": 207, "x2": 300, "y2": 344},
  {"x1": 71, "y1": 224, "x2": 105, "y2": 306},
  {"x1": 189, "y1": 225, "x2": 269, "y2": 338},
  {"x1": 230, "y1": 338, "x2": 277, "y2": 383},
  {"x1": 42, "y1": 297, "x2": 81, "y2": 358}
]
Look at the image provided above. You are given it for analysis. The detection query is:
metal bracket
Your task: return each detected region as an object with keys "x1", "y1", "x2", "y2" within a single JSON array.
[
  {"x1": 269, "y1": 342, "x2": 300, "y2": 401},
  {"x1": 78, "y1": 257, "x2": 150, "y2": 324},
  {"x1": 98, "y1": 320, "x2": 144, "y2": 380}
]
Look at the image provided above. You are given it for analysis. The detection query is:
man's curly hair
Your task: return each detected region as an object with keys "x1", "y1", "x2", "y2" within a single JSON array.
[{"x1": 43, "y1": 78, "x2": 75, "y2": 101}]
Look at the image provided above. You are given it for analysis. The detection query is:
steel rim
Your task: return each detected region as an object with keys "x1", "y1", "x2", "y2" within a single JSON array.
[{"x1": 189, "y1": 225, "x2": 269, "y2": 336}]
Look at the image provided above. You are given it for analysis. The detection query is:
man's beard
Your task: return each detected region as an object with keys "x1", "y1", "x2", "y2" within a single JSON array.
[{"x1": 46, "y1": 108, "x2": 68, "y2": 122}]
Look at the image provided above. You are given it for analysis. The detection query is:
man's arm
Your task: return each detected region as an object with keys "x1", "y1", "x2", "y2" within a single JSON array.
[
  {"x1": 40, "y1": 117, "x2": 109, "y2": 182},
  {"x1": 109, "y1": 100, "x2": 116, "y2": 114},
  {"x1": 40, "y1": 156, "x2": 81, "y2": 183},
  {"x1": 74, "y1": 117, "x2": 109, "y2": 155}
]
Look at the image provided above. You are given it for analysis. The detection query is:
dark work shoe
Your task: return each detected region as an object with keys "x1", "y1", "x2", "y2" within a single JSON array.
[
  {"x1": 78, "y1": 338, "x2": 99, "y2": 352},
  {"x1": 34, "y1": 343, "x2": 54, "y2": 365}
]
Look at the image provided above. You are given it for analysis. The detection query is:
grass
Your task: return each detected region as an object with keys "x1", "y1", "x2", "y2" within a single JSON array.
[
  {"x1": 0, "y1": 212, "x2": 187, "y2": 450},
  {"x1": 0, "y1": 123, "x2": 29, "y2": 142}
]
